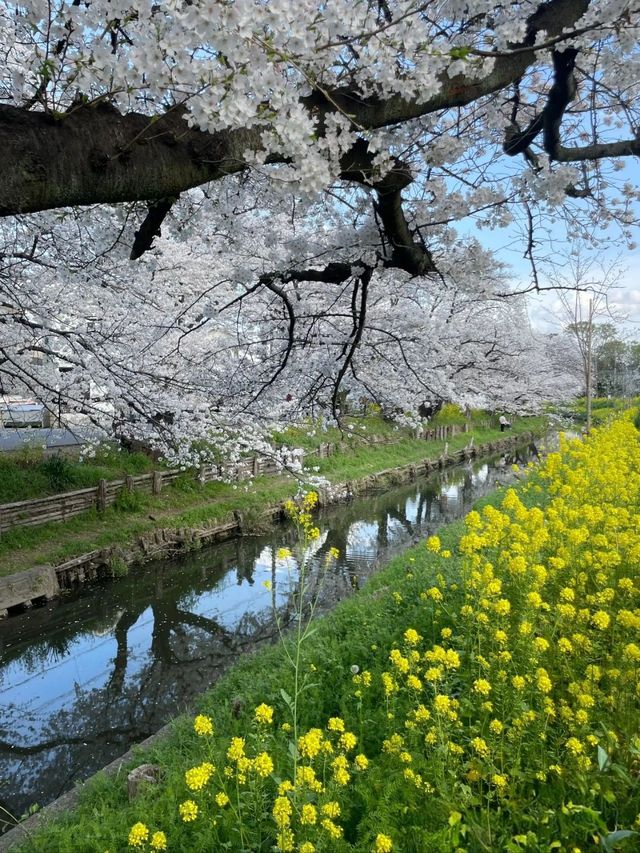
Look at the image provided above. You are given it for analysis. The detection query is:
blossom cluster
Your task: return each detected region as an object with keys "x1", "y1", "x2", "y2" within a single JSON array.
[{"x1": 370, "y1": 417, "x2": 640, "y2": 847}]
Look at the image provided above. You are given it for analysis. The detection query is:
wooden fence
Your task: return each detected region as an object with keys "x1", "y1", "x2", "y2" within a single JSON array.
[{"x1": 0, "y1": 423, "x2": 465, "y2": 535}]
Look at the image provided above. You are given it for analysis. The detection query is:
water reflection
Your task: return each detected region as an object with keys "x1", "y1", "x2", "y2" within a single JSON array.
[{"x1": 0, "y1": 444, "x2": 535, "y2": 819}]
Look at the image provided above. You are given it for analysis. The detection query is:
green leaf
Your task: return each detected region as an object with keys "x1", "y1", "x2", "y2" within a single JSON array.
[
  {"x1": 598, "y1": 746, "x2": 611, "y2": 771},
  {"x1": 450, "y1": 46, "x2": 471, "y2": 60},
  {"x1": 280, "y1": 688, "x2": 294, "y2": 712}
]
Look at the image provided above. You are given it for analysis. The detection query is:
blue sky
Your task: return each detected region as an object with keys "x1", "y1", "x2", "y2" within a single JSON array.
[{"x1": 460, "y1": 156, "x2": 640, "y2": 337}]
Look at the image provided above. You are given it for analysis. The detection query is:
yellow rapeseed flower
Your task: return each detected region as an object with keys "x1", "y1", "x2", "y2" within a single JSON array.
[
  {"x1": 354, "y1": 753, "x2": 369, "y2": 770},
  {"x1": 254, "y1": 703, "x2": 274, "y2": 724},
  {"x1": 185, "y1": 762, "x2": 214, "y2": 791},
  {"x1": 150, "y1": 832, "x2": 167, "y2": 851},
  {"x1": 321, "y1": 801, "x2": 341, "y2": 818},
  {"x1": 226, "y1": 737, "x2": 245, "y2": 762},
  {"x1": 253, "y1": 751, "x2": 274, "y2": 777},
  {"x1": 300, "y1": 803, "x2": 317, "y2": 825},
  {"x1": 193, "y1": 714, "x2": 213, "y2": 736},
  {"x1": 273, "y1": 796, "x2": 293, "y2": 828},
  {"x1": 128, "y1": 823, "x2": 149, "y2": 848},
  {"x1": 473, "y1": 678, "x2": 491, "y2": 696},
  {"x1": 298, "y1": 728, "x2": 324, "y2": 760},
  {"x1": 374, "y1": 834, "x2": 393, "y2": 852},
  {"x1": 179, "y1": 800, "x2": 198, "y2": 822},
  {"x1": 426, "y1": 535, "x2": 441, "y2": 552}
]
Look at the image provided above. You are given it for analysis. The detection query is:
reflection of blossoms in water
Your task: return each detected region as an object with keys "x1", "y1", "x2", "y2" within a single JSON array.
[{"x1": 345, "y1": 520, "x2": 379, "y2": 554}]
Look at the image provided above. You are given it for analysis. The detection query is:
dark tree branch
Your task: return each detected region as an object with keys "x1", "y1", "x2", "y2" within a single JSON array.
[
  {"x1": 130, "y1": 197, "x2": 177, "y2": 259},
  {"x1": 542, "y1": 49, "x2": 579, "y2": 154},
  {"x1": 279, "y1": 262, "x2": 354, "y2": 284},
  {"x1": 340, "y1": 139, "x2": 436, "y2": 275},
  {"x1": 0, "y1": 102, "x2": 263, "y2": 215},
  {"x1": 505, "y1": 44, "x2": 640, "y2": 164},
  {"x1": 504, "y1": 113, "x2": 544, "y2": 156},
  {"x1": 244, "y1": 273, "x2": 297, "y2": 405},
  {"x1": 331, "y1": 265, "x2": 372, "y2": 419},
  {"x1": 504, "y1": 48, "x2": 578, "y2": 155},
  {"x1": 553, "y1": 136, "x2": 640, "y2": 161}
]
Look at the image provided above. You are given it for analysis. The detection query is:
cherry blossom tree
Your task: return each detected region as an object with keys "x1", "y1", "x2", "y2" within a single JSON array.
[
  {"x1": 1, "y1": 0, "x2": 638, "y2": 454},
  {"x1": 1, "y1": 196, "x2": 577, "y2": 461}
]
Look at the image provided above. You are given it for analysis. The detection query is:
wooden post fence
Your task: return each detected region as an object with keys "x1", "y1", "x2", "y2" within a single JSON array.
[{"x1": 97, "y1": 479, "x2": 107, "y2": 512}]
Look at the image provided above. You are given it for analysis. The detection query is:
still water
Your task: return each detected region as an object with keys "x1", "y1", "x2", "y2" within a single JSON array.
[{"x1": 0, "y1": 443, "x2": 537, "y2": 818}]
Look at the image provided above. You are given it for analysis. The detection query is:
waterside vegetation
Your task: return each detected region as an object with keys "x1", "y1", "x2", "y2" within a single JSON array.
[{"x1": 9, "y1": 415, "x2": 640, "y2": 852}]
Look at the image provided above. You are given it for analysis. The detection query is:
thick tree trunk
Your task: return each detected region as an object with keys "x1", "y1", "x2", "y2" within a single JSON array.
[{"x1": 0, "y1": 103, "x2": 263, "y2": 214}]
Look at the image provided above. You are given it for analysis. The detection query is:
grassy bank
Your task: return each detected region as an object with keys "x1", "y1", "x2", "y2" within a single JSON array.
[
  {"x1": 0, "y1": 417, "x2": 543, "y2": 577},
  {"x1": 547, "y1": 396, "x2": 640, "y2": 426},
  {"x1": 0, "y1": 446, "x2": 155, "y2": 504},
  {"x1": 8, "y1": 416, "x2": 640, "y2": 852}
]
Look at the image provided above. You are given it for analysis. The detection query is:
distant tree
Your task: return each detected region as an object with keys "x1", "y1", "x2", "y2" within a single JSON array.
[
  {"x1": 593, "y1": 326, "x2": 632, "y2": 397},
  {"x1": 554, "y1": 254, "x2": 622, "y2": 432}
]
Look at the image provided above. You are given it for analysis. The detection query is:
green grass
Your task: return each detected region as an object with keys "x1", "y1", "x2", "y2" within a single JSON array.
[
  {"x1": 547, "y1": 396, "x2": 640, "y2": 423},
  {"x1": 0, "y1": 476, "x2": 294, "y2": 575},
  {"x1": 271, "y1": 414, "x2": 411, "y2": 453},
  {"x1": 0, "y1": 417, "x2": 546, "y2": 577},
  {"x1": 314, "y1": 418, "x2": 543, "y2": 482},
  {"x1": 0, "y1": 445, "x2": 155, "y2": 504}
]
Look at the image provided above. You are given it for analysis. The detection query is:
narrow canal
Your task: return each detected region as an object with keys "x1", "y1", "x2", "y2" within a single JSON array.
[{"x1": 0, "y1": 443, "x2": 536, "y2": 820}]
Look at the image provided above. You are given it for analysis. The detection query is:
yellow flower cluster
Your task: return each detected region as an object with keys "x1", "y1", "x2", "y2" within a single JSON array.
[
  {"x1": 193, "y1": 714, "x2": 213, "y2": 737},
  {"x1": 185, "y1": 762, "x2": 214, "y2": 791},
  {"x1": 254, "y1": 702, "x2": 275, "y2": 724},
  {"x1": 374, "y1": 834, "x2": 393, "y2": 853},
  {"x1": 178, "y1": 800, "x2": 198, "y2": 823},
  {"x1": 259, "y1": 716, "x2": 368, "y2": 850},
  {"x1": 129, "y1": 417, "x2": 640, "y2": 852},
  {"x1": 354, "y1": 417, "x2": 640, "y2": 846},
  {"x1": 283, "y1": 491, "x2": 321, "y2": 542},
  {"x1": 127, "y1": 823, "x2": 167, "y2": 851}
]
